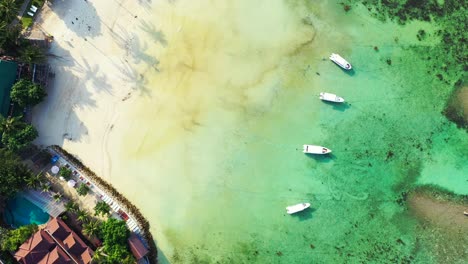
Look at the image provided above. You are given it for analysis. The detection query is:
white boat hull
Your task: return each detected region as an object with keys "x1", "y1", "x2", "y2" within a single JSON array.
[
  {"x1": 286, "y1": 203, "x2": 311, "y2": 214},
  {"x1": 329, "y1": 53, "x2": 352, "y2": 70},
  {"x1": 303, "y1": 145, "x2": 332, "y2": 154},
  {"x1": 320, "y1": 92, "x2": 345, "y2": 103}
]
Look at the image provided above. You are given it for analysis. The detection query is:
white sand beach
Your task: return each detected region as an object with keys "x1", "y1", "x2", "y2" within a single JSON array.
[{"x1": 33, "y1": 0, "x2": 151, "y2": 176}]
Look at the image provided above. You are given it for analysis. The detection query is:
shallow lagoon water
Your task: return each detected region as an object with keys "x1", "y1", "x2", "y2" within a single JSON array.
[{"x1": 102, "y1": 1, "x2": 467, "y2": 262}]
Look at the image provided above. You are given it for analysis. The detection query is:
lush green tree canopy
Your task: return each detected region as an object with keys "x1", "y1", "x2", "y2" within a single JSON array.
[
  {"x1": 19, "y1": 45, "x2": 46, "y2": 65},
  {"x1": 0, "y1": 224, "x2": 38, "y2": 252},
  {"x1": 82, "y1": 219, "x2": 100, "y2": 239},
  {"x1": 77, "y1": 183, "x2": 90, "y2": 196},
  {"x1": 99, "y1": 218, "x2": 129, "y2": 246},
  {"x1": 94, "y1": 201, "x2": 111, "y2": 217},
  {"x1": 59, "y1": 167, "x2": 72, "y2": 180},
  {"x1": 1, "y1": 123, "x2": 38, "y2": 152},
  {"x1": 10, "y1": 79, "x2": 47, "y2": 107},
  {"x1": 0, "y1": 0, "x2": 19, "y2": 24},
  {"x1": 98, "y1": 218, "x2": 134, "y2": 263},
  {"x1": 0, "y1": 148, "x2": 32, "y2": 198}
]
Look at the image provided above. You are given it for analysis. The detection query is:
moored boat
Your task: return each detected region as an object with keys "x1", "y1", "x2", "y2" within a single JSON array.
[
  {"x1": 329, "y1": 53, "x2": 352, "y2": 70},
  {"x1": 286, "y1": 203, "x2": 311, "y2": 214},
  {"x1": 319, "y1": 92, "x2": 345, "y2": 103},
  {"x1": 303, "y1": 145, "x2": 332, "y2": 154}
]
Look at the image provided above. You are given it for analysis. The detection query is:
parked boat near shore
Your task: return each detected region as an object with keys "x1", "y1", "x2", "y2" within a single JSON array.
[
  {"x1": 319, "y1": 92, "x2": 345, "y2": 103},
  {"x1": 329, "y1": 53, "x2": 352, "y2": 70},
  {"x1": 303, "y1": 145, "x2": 332, "y2": 154},
  {"x1": 286, "y1": 203, "x2": 311, "y2": 214}
]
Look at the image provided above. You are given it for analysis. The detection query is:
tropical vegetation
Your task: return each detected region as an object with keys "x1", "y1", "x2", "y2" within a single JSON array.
[
  {"x1": 10, "y1": 79, "x2": 47, "y2": 107},
  {"x1": 59, "y1": 167, "x2": 72, "y2": 180},
  {"x1": 0, "y1": 115, "x2": 38, "y2": 152},
  {"x1": 94, "y1": 201, "x2": 111, "y2": 217},
  {"x1": 98, "y1": 218, "x2": 135, "y2": 264},
  {"x1": 0, "y1": 224, "x2": 38, "y2": 252},
  {"x1": 82, "y1": 219, "x2": 101, "y2": 239},
  {"x1": 0, "y1": 148, "x2": 33, "y2": 200},
  {"x1": 77, "y1": 183, "x2": 90, "y2": 196}
]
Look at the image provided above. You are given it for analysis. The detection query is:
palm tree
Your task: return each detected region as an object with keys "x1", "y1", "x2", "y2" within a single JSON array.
[
  {"x1": 26, "y1": 172, "x2": 44, "y2": 189},
  {"x1": 0, "y1": 21, "x2": 7, "y2": 46},
  {"x1": 52, "y1": 192, "x2": 62, "y2": 202},
  {"x1": 65, "y1": 201, "x2": 79, "y2": 213},
  {"x1": 0, "y1": 115, "x2": 23, "y2": 135},
  {"x1": 82, "y1": 219, "x2": 100, "y2": 239},
  {"x1": 20, "y1": 45, "x2": 46, "y2": 66},
  {"x1": 41, "y1": 183, "x2": 51, "y2": 193},
  {"x1": 91, "y1": 247, "x2": 108, "y2": 264},
  {"x1": 76, "y1": 210, "x2": 89, "y2": 224},
  {"x1": 0, "y1": 0, "x2": 19, "y2": 23}
]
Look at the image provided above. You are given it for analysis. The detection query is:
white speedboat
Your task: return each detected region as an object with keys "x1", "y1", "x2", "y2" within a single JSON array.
[
  {"x1": 329, "y1": 53, "x2": 352, "y2": 70},
  {"x1": 286, "y1": 203, "x2": 310, "y2": 214},
  {"x1": 303, "y1": 145, "x2": 332, "y2": 154},
  {"x1": 319, "y1": 92, "x2": 345, "y2": 103}
]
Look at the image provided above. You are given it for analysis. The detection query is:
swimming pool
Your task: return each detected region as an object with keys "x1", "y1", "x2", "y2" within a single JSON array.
[{"x1": 4, "y1": 195, "x2": 50, "y2": 227}]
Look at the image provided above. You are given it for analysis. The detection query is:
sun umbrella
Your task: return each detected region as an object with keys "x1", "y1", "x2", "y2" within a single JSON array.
[
  {"x1": 67, "y1": 180, "x2": 76, "y2": 187},
  {"x1": 51, "y1": 166, "x2": 59, "y2": 174}
]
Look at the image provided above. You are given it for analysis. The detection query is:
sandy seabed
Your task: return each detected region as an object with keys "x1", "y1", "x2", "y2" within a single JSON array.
[{"x1": 33, "y1": 0, "x2": 468, "y2": 263}]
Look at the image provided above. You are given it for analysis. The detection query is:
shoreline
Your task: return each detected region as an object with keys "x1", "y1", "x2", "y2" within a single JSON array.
[{"x1": 50, "y1": 145, "x2": 158, "y2": 263}]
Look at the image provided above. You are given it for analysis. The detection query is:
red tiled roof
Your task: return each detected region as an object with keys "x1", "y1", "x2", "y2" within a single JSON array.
[
  {"x1": 16, "y1": 218, "x2": 94, "y2": 264},
  {"x1": 37, "y1": 246, "x2": 72, "y2": 264},
  {"x1": 15, "y1": 230, "x2": 55, "y2": 264},
  {"x1": 45, "y1": 218, "x2": 94, "y2": 264},
  {"x1": 128, "y1": 234, "x2": 149, "y2": 260}
]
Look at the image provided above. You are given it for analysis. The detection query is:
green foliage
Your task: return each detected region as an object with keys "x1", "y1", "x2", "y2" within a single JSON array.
[
  {"x1": 1, "y1": 123, "x2": 38, "y2": 152},
  {"x1": 76, "y1": 209, "x2": 89, "y2": 223},
  {"x1": 105, "y1": 244, "x2": 135, "y2": 264},
  {"x1": 21, "y1": 16, "x2": 32, "y2": 29},
  {"x1": 0, "y1": 0, "x2": 19, "y2": 24},
  {"x1": 82, "y1": 219, "x2": 101, "y2": 238},
  {"x1": 0, "y1": 115, "x2": 38, "y2": 152},
  {"x1": 0, "y1": 224, "x2": 38, "y2": 252},
  {"x1": 59, "y1": 167, "x2": 72, "y2": 180},
  {"x1": 0, "y1": 24, "x2": 21, "y2": 54},
  {"x1": 0, "y1": 115, "x2": 22, "y2": 134},
  {"x1": 19, "y1": 44, "x2": 46, "y2": 65},
  {"x1": 0, "y1": 148, "x2": 32, "y2": 198},
  {"x1": 94, "y1": 201, "x2": 111, "y2": 217},
  {"x1": 76, "y1": 183, "x2": 90, "y2": 196},
  {"x1": 25, "y1": 172, "x2": 44, "y2": 190},
  {"x1": 98, "y1": 218, "x2": 134, "y2": 263},
  {"x1": 99, "y1": 218, "x2": 130, "y2": 246},
  {"x1": 10, "y1": 79, "x2": 47, "y2": 107},
  {"x1": 65, "y1": 200, "x2": 79, "y2": 212},
  {"x1": 52, "y1": 192, "x2": 62, "y2": 202}
]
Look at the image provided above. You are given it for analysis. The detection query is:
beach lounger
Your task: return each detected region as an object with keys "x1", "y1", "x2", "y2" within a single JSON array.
[
  {"x1": 30, "y1": 6, "x2": 37, "y2": 12},
  {"x1": 27, "y1": 12, "x2": 34, "y2": 16}
]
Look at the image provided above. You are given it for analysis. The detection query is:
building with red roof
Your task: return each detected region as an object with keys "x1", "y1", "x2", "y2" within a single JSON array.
[
  {"x1": 14, "y1": 218, "x2": 93, "y2": 264},
  {"x1": 128, "y1": 233, "x2": 149, "y2": 262}
]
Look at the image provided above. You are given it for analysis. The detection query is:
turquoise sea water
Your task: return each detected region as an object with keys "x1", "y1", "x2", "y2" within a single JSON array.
[
  {"x1": 98, "y1": 1, "x2": 468, "y2": 263},
  {"x1": 4, "y1": 195, "x2": 50, "y2": 228}
]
